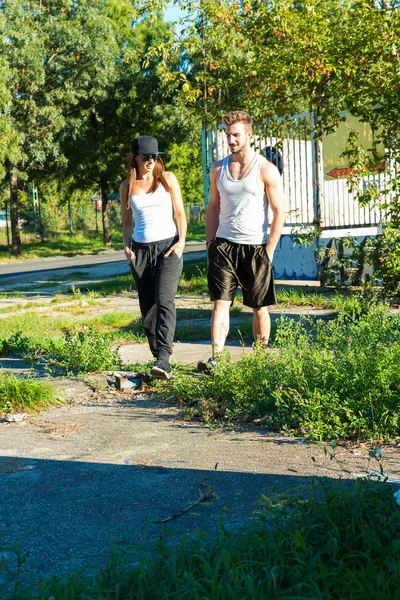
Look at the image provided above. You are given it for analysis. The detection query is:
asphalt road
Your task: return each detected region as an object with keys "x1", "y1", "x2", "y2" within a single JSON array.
[
  {"x1": 0, "y1": 241, "x2": 206, "y2": 276},
  {"x1": 0, "y1": 242, "x2": 206, "y2": 291}
]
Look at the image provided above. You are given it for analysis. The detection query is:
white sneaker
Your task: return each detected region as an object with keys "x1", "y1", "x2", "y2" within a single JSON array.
[{"x1": 150, "y1": 360, "x2": 172, "y2": 380}]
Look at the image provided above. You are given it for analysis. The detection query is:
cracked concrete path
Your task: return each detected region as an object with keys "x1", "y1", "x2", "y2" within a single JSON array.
[{"x1": 1, "y1": 379, "x2": 400, "y2": 588}]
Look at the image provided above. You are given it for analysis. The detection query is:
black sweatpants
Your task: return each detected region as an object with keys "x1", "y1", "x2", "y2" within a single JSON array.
[{"x1": 130, "y1": 236, "x2": 183, "y2": 361}]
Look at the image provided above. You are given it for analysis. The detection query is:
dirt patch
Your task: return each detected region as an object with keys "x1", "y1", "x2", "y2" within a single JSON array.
[
  {"x1": 28, "y1": 417, "x2": 85, "y2": 439},
  {"x1": 52, "y1": 376, "x2": 106, "y2": 404}
]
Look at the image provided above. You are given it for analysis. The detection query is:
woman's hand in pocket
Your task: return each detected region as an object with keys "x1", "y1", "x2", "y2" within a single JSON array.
[
  {"x1": 165, "y1": 242, "x2": 184, "y2": 258},
  {"x1": 125, "y1": 246, "x2": 135, "y2": 262}
]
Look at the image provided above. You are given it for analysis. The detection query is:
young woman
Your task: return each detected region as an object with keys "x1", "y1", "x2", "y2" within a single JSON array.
[{"x1": 120, "y1": 135, "x2": 187, "y2": 380}]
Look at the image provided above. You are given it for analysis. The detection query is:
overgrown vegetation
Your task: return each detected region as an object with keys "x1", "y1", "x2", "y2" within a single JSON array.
[
  {"x1": 6, "y1": 480, "x2": 400, "y2": 599},
  {"x1": 53, "y1": 328, "x2": 122, "y2": 374},
  {"x1": 0, "y1": 296, "x2": 398, "y2": 441},
  {"x1": 170, "y1": 299, "x2": 400, "y2": 441},
  {"x1": 0, "y1": 371, "x2": 55, "y2": 414}
]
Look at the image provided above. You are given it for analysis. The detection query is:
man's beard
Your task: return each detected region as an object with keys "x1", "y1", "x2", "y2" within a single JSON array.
[{"x1": 230, "y1": 141, "x2": 247, "y2": 154}]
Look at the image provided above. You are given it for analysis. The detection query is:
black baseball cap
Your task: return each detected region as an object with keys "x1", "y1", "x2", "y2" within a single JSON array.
[{"x1": 131, "y1": 136, "x2": 165, "y2": 155}]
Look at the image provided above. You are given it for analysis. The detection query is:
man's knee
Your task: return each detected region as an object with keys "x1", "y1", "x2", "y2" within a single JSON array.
[
  {"x1": 213, "y1": 300, "x2": 231, "y2": 316},
  {"x1": 252, "y1": 306, "x2": 270, "y2": 318}
]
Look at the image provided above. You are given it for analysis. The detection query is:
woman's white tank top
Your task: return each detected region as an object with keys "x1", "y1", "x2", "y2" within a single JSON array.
[
  {"x1": 217, "y1": 154, "x2": 269, "y2": 244},
  {"x1": 129, "y1": 183, "x2": 177, "y2": 243}
]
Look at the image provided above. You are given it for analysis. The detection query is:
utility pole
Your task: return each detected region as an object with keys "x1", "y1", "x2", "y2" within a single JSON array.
[{"x1": 32, "y1": 183, "x2": 43, "y2": 240}]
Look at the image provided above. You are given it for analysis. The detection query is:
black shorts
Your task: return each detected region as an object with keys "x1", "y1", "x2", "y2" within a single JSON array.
[{"x1": 207, "y1": 237, "x2": 277, "y2": 308}]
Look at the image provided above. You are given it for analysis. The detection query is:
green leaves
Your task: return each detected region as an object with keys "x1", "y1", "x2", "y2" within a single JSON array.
[
  {"x1": 1, "y1": 0, "x2": 121, "y2": 174},
  {"x1": 169, "y1": 299, "x2": 400, "y2": 441}
]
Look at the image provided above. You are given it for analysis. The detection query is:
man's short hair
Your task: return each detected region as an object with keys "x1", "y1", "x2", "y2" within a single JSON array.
[{"x1": 223, "y1": 110, "x2": 253, "y2": 131}]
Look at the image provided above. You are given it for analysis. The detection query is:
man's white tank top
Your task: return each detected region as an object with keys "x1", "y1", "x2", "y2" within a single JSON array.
[
  {"x1": 217, "y1": 154, "x2": 269, "y2": 244},
  {"x1": 130, "y1": 183, "x2": 177, "y2": 243}
]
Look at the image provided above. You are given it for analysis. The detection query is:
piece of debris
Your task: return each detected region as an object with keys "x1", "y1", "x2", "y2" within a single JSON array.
[
  {"x1": 112, "y1": 371, "x2": 143, "y2": 391},
  {"x1": 4, "y1": 413, "x2": 27, "y2": 423},
  {"x1": 155, "y1": 481, "x2": 214, "y2": 524}
]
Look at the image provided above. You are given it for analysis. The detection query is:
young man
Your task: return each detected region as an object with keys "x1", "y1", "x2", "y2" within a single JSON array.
[{"x1": 198, "y1": 111, "x2": 285, "y2": 372}]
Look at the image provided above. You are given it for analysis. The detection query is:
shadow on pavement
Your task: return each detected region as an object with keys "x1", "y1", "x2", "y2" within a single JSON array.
[{"x1": 1, "y1": 455, "x2": 344, "y2": 583}]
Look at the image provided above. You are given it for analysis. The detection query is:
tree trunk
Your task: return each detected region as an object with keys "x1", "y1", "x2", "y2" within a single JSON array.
[
  {"x1": 101, "y1": 178, "x2": 111, "y2": 246},
  {"x1": 6, "y1": 160, "x2": 21, "y2": 257}
]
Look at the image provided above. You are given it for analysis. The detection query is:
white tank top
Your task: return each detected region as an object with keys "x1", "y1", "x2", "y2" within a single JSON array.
[
  {"x1": 130, "y1": 183, "x2": 177, "y2": 243},
  {"x1": 217, "y1": 154, "x2": 269, "y2": 244}
]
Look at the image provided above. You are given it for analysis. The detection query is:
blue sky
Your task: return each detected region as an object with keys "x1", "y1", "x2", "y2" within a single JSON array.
[{"x1": 163, "y1": 1, "x2": 187, "y2": 31}]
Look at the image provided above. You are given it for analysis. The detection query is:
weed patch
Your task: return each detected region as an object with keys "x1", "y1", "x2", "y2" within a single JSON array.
[
  {"x1": 170, "y1": 301, "x2": 400, "y2": 441},
  {"x1": 0, "y1": 372, "x2": 55, "y2": 414},
  {"x1": 52, "y1": 328, "x2": 123, "y2": 374},
  {"x1": 0, "y1": 331, "x2": 36, "y2": 356}
]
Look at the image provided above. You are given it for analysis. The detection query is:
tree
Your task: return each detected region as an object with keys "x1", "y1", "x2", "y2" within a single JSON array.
[
  {"x1": 61, "y1": 11, "x2": 201, "y2": 245},
  {"x1": 160, "y1": 0, "x2": 400, "y2": 294},
  {"x1": 154, "y1": 0, "x2": 252, "y2": 125},
  {"x1": 165, "y1": 142, "x2": 203, "y2": 203},
  {"x1": 0, "y1": 0, "x2": 120, "y2": 255},
  {"x1": 244, "y1": 0, "x2": 400, "y2": 295}
]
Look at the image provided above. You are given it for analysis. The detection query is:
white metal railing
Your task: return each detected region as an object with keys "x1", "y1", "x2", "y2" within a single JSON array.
[{"x1": 202, "y1": 113, "x2": 389, "y2": 230}]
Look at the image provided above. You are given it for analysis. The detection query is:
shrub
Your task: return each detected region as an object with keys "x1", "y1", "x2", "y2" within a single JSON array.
[
  {"x1": 54, "y1": 328, "x2": 122, "y2": 374},
  {"x1": 171, "y1": 301, "x2": 400, "y2": 441}
]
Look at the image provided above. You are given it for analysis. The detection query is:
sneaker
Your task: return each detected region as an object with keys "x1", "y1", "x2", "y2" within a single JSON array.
[
  {"x1": 150, "y1": 359, "x2": 172, "y2": 380},
  {"x1": 197, "y1": 357, "x2": 217, "y2": 374}
]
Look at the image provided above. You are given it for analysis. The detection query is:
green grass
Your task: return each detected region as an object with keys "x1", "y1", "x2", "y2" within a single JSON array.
[
  {"x1": 0, "y1": 371, "x2": 56, "y2": 414},
  {"x1": 46, "y1": 271, "x2": 90, "y2": 282},
  {"x1": 6, "y1": 479, "x2": 400, "y2": 599},
  {"x1": 186, "y1": 220, "x2": 206, "y2": 241},
  {"x1": 0, "y1": 292, "x2": 25, "y2": 299},
  {"x1": 276, "y1": 287, "x2": 335, "y2": 307},
  {"x1": 169, "y1": 300, "x2": 400, "y2": 441},
  {"x1": 0, "y1": 232, "x2": 125, "y2": 262},
  {"x1": 0, "y1": 310, "x2": 144, "y2": 354},
  {"x1": 73, "y1": 273, "x2": 135, "y2": 295}
]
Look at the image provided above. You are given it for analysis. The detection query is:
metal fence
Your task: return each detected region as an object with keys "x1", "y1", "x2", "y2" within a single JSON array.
[{"x1": 202, "y1": 112, "x2": 389, "y2": 231}]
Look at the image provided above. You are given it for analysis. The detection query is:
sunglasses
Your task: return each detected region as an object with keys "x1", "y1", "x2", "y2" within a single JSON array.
[{"x1": 141, "y1": 154, "x2": 160, "y2": 162}]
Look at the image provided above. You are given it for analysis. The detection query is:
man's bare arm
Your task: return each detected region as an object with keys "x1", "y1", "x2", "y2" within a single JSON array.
[
  {"x1": 261, "y1": 162, "x2": 286, "y2": 261},
  {"x1": 206, "y1": 163, "x2": 222, "y2": 246}
]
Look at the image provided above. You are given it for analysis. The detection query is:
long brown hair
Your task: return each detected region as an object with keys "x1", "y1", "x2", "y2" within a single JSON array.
[{"x1": 126, "y1": 155, "x2": 171, "y2": 209}]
